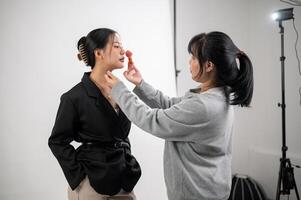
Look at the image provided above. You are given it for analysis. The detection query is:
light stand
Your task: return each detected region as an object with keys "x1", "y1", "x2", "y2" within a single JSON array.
[{"x1": 273, "y1": 8, "x2": 300, "y2": 200}]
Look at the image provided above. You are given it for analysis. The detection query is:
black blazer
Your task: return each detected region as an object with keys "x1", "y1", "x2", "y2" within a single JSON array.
[{"x1": 48, "y1": 72, "x2": 141, "y2": 195}]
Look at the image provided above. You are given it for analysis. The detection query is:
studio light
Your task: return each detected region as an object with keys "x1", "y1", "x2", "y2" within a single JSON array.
[
  {"x1": 272, "y1": 6, "x2": 300, "y2": 200},
  {"x1": 272, "y1": 7, "x2": 294, "y2": 21}
]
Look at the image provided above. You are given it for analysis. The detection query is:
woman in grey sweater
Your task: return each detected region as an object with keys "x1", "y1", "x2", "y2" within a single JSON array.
[{"x1": 104, "y1": 31, "x2": 254, "y2": 200}]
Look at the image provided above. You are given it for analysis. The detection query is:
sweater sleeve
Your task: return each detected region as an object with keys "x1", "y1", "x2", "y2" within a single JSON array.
[
  {"x1": 48, "y1": 93, "x2": 85, "y2": 190},
  {"x1": 133, "y1": 80, "x2": 182, "y2": 109},
  {"x1": 111, "y1": 82, "x2": 209, "y2": 141}
]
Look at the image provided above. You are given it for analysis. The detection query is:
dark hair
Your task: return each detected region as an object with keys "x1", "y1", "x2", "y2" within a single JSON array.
[
  {"x1": 77, "y1": 28, "x2": 117, "y2": 68},
  {"x1": 188, "y1": 31, "x2": 253, "y2": 107}
]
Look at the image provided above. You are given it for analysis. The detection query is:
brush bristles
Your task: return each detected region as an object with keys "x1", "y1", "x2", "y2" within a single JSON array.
[{"x1": 78, "y1": 44, "x2": 89, "y2": 65}]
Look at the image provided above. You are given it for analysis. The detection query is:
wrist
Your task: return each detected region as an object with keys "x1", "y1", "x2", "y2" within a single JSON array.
[
  {"x1": 135, "y1": 79, "x2": 143, "y2": 87},
  {"x1": 135, "y1": 79, "x2": 142, "y2": 87}
]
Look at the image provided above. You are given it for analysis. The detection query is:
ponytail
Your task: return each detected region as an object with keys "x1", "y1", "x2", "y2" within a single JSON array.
[
  {"x1": 229, "y1": 53, "x2": 254, "y2": 107},
  {"x1": 188, "y1": 31, "x2": 254, "y2": 107}
]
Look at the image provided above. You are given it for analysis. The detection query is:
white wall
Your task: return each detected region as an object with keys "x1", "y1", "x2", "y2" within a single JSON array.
[
  {"x1": 176, "y1": 0, "x2": 301, "y2": 199},
  {"x1": 0, "y1": 0, "x2": 175, "y2": 199}
]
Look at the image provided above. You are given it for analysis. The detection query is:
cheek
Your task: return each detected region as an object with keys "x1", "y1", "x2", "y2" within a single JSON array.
[{"x1": 192, "y1": 63, "x2": 199, "y2": 73}]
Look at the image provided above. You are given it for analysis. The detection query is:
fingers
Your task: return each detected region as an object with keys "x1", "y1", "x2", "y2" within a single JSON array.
[
  {"x1": 131, "y1": 64, "x2": 139, "y2": 73},
  {"x1": 101, "y1": 82, "x2": 111, "y2": 91},
  {"x1": 104, "y1": 71, "x2": 114, "y2": 81},
  {"x1": 104, "y1": 71, "x2": 119, "y2": 86},
  {"x1": 104, "y1": 74, "x2": 111, "y2": 83},
  {"x1": 106, "y1": 71, "x2": 114, "y2": 78},
  {"x1": 128, "y1": 63, "x2": 134, "y2": 71},
  {"x1": 123, "y1": 70, "x2": 129, "y2": 77},
  {"x1": 124, "y1": 69, "x2": 135, "y2": 80},
  {"x1": 128, "y1": 69, "x2": 136, "y2": 77}
]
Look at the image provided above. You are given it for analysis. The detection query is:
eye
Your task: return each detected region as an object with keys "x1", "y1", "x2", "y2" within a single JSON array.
[{"x1": 114, "y1": 44, "x2": 124, "y2": 50}]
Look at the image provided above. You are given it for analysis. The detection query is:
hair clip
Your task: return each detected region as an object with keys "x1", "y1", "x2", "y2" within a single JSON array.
[
  {"x1": 78, "y1": 44, "x2": 89, "y2": 65},
  {"x1": 77, "y1": 53, "x2": 82, "y2": 61}
]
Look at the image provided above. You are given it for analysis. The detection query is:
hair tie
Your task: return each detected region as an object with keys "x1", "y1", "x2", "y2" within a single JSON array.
[
  {"x1": 78, "y1": 43, "x2": 89, "y2": 65},
  {"x1": 237, "y1": 50, "x2": 245, "y2": 58}
]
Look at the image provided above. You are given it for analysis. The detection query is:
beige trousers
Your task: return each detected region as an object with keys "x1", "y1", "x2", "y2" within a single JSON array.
[{"x1": 68, "y1": 177, "x2": 136, "y2": 200}]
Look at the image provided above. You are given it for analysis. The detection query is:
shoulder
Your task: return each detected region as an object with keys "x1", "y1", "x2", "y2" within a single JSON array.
[
  {"x1": 197, "y1": 87, "x2": 227, "y2": 105},
  {"x1": 182, "y1": 88, "x2": 228, "y2": 115},
  {"x1": 198, "y1": 88, "x2": 231, "y2": 117},
  {"x1": 61, "y1": 82, "x2": 85, "y2": 101}
]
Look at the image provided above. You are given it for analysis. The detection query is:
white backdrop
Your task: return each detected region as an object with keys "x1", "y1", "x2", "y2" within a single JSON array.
[{"x1": 0, "y1": 0, "x2": 175, "y2": 199}]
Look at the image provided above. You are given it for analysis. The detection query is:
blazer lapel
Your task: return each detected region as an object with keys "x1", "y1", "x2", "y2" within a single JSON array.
[{"x1": 81, "y1": 72, "x2": 126, "y2": 130}]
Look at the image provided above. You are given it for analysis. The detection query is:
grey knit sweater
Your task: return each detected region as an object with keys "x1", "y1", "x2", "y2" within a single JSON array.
[{"x1": 111, "y1": 80, "x2": 234, "y2": 200}]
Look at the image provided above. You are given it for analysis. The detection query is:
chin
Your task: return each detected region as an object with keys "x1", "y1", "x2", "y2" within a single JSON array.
[
  {"x1": 112, "y1": 64, "x2": 124, "y2": 70},
  {"x1": 118, "y1": 62, "x2": 125, "y2": 68},
  {"x1": 192, "y1": 76, "x2": 202, "y2": 83}
]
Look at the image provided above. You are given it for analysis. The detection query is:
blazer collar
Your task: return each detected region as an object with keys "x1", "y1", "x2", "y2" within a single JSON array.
[
  {"x1": 81, "y1": 72, "x2": 131, "y2": 138},
  {"x1": 82, "y1": 72, "x2": 100, "y2": 98}
]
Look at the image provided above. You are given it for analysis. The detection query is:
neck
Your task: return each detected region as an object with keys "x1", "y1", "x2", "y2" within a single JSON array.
[
  {"x1": 90, "y1": 64, "x2": 108, "y2": 85},
  {"x1": 200, "y1": 80, "x2": 216, "y2": 92},
  {"x1": 90, "y1": 65, "x2": 109, "y2": 87}
]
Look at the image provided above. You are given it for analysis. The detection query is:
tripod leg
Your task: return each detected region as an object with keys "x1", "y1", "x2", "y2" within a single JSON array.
[
  {"x1": 286, "y1": 159, "x2": 300, "y2": 200},
  {"x1": 291, "y1": 169, "x2": 300, "y2": 200},
  {"x1": 276, "y1": 160, "x2": 283, "y2": 200},
  {"x1": 294, "y1": 183, "x2": 300, "y2": 200}
]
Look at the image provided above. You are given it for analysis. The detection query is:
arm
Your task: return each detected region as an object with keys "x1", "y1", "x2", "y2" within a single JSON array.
[
  {"x1": 111, "y1": 82, "x2": 209, "y2": 141},
  {"x1": 48, "y1": 93, "x2": 85, "y2": 190},
  {"x1": 123, "y1": 64, "x2": 181, "y2": 109},
  {"x1": 133, "y1": 80, "x2": 182, "y2": 109}
]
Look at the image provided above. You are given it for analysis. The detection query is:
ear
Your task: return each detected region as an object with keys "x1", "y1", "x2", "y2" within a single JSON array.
[
  {"x1": 205, "y1": 61, "x2": 214, "y2": 72},
  {"x1": 94, "y1": 49, "x2": 104, "y2": 59}
]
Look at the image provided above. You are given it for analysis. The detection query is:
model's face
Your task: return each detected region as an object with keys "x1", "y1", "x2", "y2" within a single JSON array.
[
  {"x1": 103, "y1": 34, "x2": 125, "y2": 70},
  {"x1": 189, "y1": 55, "x2": 202, "y2": 82}
]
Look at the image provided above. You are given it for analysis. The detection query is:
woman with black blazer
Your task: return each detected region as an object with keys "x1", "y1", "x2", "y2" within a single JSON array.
[{"x1": 48, "y1": 28, "x2": 141, "y2": 200}]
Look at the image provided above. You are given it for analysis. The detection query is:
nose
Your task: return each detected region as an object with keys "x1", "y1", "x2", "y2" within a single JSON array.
[{"x1": 121, "y1": 47, "x2": 125, "y2": 55}]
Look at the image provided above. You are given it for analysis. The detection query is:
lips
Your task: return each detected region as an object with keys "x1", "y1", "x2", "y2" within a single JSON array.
[{"x1": 119, "y1": 57, "x2": 125, "y2": 62}]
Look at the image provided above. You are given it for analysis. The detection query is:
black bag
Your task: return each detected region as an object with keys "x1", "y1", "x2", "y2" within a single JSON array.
[{"x1": 228, "y1": 174, "x2": 267, "y2": 200}]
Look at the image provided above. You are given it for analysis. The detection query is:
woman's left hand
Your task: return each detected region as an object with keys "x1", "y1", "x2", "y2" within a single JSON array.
[{"x1": 104, "y1": 71, "x2": 120, "y2": 93}]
